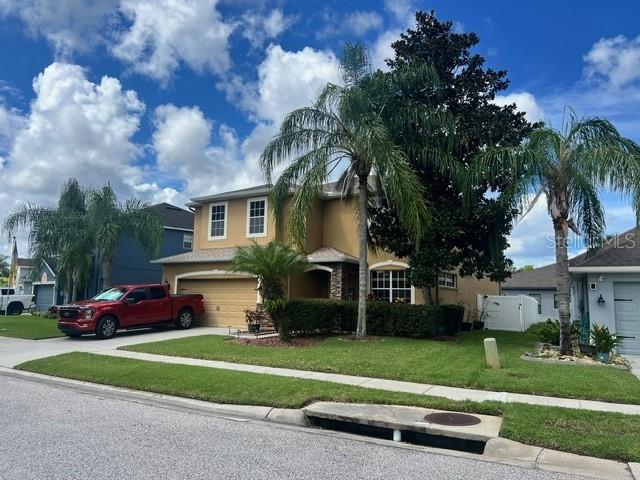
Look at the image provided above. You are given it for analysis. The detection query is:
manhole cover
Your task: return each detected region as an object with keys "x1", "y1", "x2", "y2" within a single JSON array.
[{"x1": 423, "y1": 412, "x2": 481, "y2": 426}]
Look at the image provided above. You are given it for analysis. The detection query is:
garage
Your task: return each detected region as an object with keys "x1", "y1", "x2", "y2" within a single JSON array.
[
  {"x1": 614, "y1": 283, "x2": 640, "y2": 355},
  {"x1": 33, "y1": 283, "x2": 54, "y2": 312},
  {"x1": 178, "y1": 278, "x2": 258, "y2": 328}
]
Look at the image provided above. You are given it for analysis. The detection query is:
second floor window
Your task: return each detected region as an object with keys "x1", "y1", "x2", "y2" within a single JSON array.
[
  {"x1": 210, "y1": 203, "x2": 227, "y2": 239},
  {"x1": 183, "y1": 232, "x2": 193, "y2": 249},
  {"x1": 247, "y1": 198, "x2": 266, "y2": 236}
]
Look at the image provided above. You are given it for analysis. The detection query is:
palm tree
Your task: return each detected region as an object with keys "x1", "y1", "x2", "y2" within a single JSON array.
[
  {"x1": 232, "y1": 241, "x2": 309, "y2": 340},
  {"x1": 88, "y1": 185, "x2": 164, "y2": 289},
  {"x1": 468, "y1": 109, "x2": 640, "y2": 355},
  {"x1": 3, "y1": 179, "x2": 93, "y2": 302},
  {"x1": 260, "y1": 43, "x2": 450, "y2": 337}
]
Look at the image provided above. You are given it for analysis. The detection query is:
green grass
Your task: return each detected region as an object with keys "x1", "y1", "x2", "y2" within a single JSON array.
[
  {"x1": 121, "y1": 331, "x2": 640, "y2": 404},
  {"x1": 17, "y1": 352, "x2": 640, "y2": 463},
  {"x1": 0, "y1": 314, "x2": 63, "y2": 339}
]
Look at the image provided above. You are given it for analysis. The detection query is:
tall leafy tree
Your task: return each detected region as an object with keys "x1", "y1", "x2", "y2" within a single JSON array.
[
  {"x1": 3, "y1": 179, "x2": 92, "y2": 301},
  {"x1": 467, "y1": 110, "x2": 640, "y2": 355},
  {"x1": 232, "y1": 241, "x2": 309, "y2": 340},
  {"x1": 260, "y1": 43, "x2": 445, "y2": 337},
  {"x1": 0, "y1": 255, "x2": 10, "y2": 278},
  {"x1": 88, "y1": 185, "x2": 164, "y2": 289},
  {"x1": 369, "y1": 11, "x2": 538, "y2": 299}
]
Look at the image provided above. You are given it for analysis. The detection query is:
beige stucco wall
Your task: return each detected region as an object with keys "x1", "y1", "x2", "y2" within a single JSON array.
[
  {"x1": 194, "y1": 196, "x2": 277, "y2": 250},
  {"x1": 173, "y1": 192, "x2": 500, "y2": 317}
]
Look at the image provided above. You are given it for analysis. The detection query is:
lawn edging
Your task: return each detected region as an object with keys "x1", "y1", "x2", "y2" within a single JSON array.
[{"x1": 14, "y1": 352, "x2": 640, "y2": 464}]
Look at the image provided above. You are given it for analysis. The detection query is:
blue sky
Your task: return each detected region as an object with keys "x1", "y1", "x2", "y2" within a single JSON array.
[{"x1": 0, "y1": 0, "x2": 639, "y2": 268}]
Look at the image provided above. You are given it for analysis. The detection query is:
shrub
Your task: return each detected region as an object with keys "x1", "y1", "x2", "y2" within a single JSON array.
[
  {"x1": 283, "y1": 299, "x2": 441, "y2": 338},
  {"x1": 530, "y1": 319, "x2": 560, "y2": 345},
  {"x1": 590, "y1": 324, "x2": 618, "y2": 354}
]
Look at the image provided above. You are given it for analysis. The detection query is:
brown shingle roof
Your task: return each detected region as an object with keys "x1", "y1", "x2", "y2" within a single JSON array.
[
  {"x1": 502, "y1": 264, "x2": 558, "y2": 290},
  {"x1": 569, "y1": 227, "x2": 640, "y2": 268}
]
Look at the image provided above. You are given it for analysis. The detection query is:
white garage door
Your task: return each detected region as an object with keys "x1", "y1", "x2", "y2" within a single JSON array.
[
  {"x1": 178, "y1": 278, "x2": 258, "y2": 329},
  {"x1": 614, "y1": 283, "x2": 640, "y2": 355}
]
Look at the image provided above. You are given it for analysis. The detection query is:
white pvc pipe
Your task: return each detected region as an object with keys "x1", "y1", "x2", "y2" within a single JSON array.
[{"x1": 393, "y1": 429, "x2": 402, "y2": 442}]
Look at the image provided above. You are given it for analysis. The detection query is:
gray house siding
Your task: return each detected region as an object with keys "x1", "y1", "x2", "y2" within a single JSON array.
[
  {"x1": 502, "y1": 288, "x2": 558, "y2": 320},
  {"x1": 88, "y1": 228, "x2": 192, "y2": 296}
]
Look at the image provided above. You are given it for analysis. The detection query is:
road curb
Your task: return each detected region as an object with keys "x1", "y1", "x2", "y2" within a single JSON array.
[{"x1": 1, "y1": 366, "x2": 635, "y2": 479}]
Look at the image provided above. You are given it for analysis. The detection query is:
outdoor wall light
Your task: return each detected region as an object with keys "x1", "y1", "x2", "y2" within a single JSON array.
[{"x1": 597, "y1": 294, "x2": 606, "y2": 307}]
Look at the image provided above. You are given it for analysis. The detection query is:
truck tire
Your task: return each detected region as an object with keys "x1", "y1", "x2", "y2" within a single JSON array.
[
  {"x1": 7, "y1": 303, "x2": 23, "y2": 315},
  {"x1": 175, "y1": 308, "x2": 193, "y2": 330},
  {"x1": 96, "y1": 315, "x2": 118, "y2": 339}
]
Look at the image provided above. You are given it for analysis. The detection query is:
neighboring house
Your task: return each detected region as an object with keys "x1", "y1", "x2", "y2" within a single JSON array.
[
  {"x1": 31, "y1": 258, "x2": 65, "y2": 311},
  {"x1": 10, "y1": 257, "x2": 34, "y2": 294},
  {"x1": 87, "y1": 203, "x2": 194, "y2": 297},
  {"x1": 153, "y1": 183, "x2": 499, "y2": 329},
  {"x1": 501, "y1": 228, "x2": 640, "y2": 355},
  {"x1": 502, "y1": 264, "x2": 560, "y2": 320}
]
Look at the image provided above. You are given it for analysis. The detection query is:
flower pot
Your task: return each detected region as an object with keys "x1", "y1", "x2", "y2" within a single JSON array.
[
  {"x1": 596, "y1": 351, "x2": 610, "y2": 363},
  {"x1": 461, "y1": 322, "x2": 472, "y2": 332},
  {"x1": 473, "y1": 321, "x2": 485, "y2": 331},
  {"x1": 248, "y1": 323, "x2": 261, "y2": 334}
]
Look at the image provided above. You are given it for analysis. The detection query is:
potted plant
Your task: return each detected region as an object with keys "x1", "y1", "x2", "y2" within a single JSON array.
[
  {"x1": 590, "y1": 324, "x2": 618, "y2": 363},
  {"x1": 245, "y1": 309, "x2": 265, "y2": 334}
]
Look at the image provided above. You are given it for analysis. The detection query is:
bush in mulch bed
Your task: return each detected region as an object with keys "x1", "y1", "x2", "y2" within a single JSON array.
[{"x1": 283, "y1": 299, "x2": 442, "y2": 339}]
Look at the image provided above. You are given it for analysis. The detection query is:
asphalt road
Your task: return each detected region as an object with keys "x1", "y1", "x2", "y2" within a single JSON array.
[{"x1": 0, "y1": 376, "x2": 590, "y2": 480}]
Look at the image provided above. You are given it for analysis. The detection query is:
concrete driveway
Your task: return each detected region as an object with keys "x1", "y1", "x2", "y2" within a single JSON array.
[{"x1": 0, "y1": 326, "x2": 228, "y2": 368}]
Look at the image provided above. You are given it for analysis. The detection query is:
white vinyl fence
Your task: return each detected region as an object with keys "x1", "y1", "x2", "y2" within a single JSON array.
[{"x1": 477, "y1": 294, "x2": 540, "y2": 332}]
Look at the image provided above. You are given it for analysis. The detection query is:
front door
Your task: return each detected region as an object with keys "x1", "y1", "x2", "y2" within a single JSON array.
[{"x1": 614, "y1": 283, "x2": 640, "y2": 355}]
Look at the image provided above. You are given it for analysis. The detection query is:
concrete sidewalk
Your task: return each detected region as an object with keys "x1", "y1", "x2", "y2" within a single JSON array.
[{"x1": 103, "y1": 349, "x2": 640, "y2": 415}]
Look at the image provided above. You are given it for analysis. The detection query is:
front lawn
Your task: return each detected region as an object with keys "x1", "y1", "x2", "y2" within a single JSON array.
[
  {"x1": 122, "y1": 330, "x2": 640, "y2": 404},
  {"x1": 17, "y1": 352, "x2": 640, "y2": 463},
  {"x1": 0, "y1": 314, "x2": 63, "y2": 339}
]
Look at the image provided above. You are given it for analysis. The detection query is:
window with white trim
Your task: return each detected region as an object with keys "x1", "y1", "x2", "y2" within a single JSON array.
[
  {"x1": 183, "y1": 232, "x2": 193, "y2": 249},
  {"x1": 209, "y1": 203, "x2": 227, "y2": 239},
  {"x1": 370, "y1": 269, "x2": 412, "y2": 303},
  {"x1": 438, "y1": 272, "x2": 457, "y2": 288},
  {"x1": 247, "y1": 198, "x2": 266, "y2": 236}
]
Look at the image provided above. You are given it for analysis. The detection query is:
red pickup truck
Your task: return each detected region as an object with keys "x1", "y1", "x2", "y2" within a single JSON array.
[{"x1": 58, "y1": 283, "x2": 205, "y2": 339}]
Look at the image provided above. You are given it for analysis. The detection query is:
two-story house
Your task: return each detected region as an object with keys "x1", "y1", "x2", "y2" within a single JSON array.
[
  {"x1": 87, "y1": 203, "x2": 194, "y2": 297},
  {"x1": 152, "y1": 184, "x2": 499, "y2": 329}
]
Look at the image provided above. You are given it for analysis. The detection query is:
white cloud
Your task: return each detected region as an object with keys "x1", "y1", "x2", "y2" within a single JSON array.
[
  {"x1": 371, "y1": 28, "x2": 401, "y2": 71},
  {"x1": 493, "y1": 92, "x2": 545, "y2": 123},
  {"x1": 152, "y1": 104, "x2": 262, "y2": 198},
  {"x1": 317, "y1": 10, "x2": 383, "y2": 39},
  {"x1": 0, "y1": 62, "x2": 153, "y2": 258},
  {"x1": 253, "y1": 45, "x2": 340, "y2": 124},
  {"x1": 0, "y1": 0, "x2": 118, "y2": 57},
  {"x1": 112, "y1": 0, "x2": 234, "y2": 84},
  {"x1": 241, "y1": 9, "x2": 294, "y2": 47},
  {"x1": 383, "y1": 0, "x2": 415, "y2": 24},
  {"x1": 584, "y1": 35, "x2": 640, "y2": 88}
]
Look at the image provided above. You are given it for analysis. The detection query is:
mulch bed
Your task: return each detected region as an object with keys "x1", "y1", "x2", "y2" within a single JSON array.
[{"x1": 227, "y1": 336, "x2": 324, "y2": 347}]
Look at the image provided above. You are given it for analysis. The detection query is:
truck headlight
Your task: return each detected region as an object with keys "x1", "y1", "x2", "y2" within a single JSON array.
[{"x1": 81, "y1": 308, "x2": 95, "y2": 321}]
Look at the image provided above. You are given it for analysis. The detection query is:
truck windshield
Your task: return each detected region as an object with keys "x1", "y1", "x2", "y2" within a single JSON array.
[{"x1": 92, "y1": 288, "x2": 128, "y2": 301}]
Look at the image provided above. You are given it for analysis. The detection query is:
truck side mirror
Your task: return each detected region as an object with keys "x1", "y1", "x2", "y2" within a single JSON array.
[{"x1": 124, "y1": 297, "x2": 136, "y2": 305}]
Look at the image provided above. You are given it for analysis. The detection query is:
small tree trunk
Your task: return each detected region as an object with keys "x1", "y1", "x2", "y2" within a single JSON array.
[
  {"x1": 64, "y1": 272, "x2": 72, "y2": 304},
  {"x1": 101, "y1": 257, "x2": 113, "y2": 290},
  {"x1": 553, "y1": 218, "x2": 573, "y2": 356},
  {"x1": 71, "y1": 271, "x2": 79, "y2": 302},
  {"x1": 356, "y1": 175, "x2": 368, "y2": 337}
]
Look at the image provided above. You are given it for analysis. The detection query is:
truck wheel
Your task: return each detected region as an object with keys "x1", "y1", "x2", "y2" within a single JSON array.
[
  {"x1": 176, "y1": 308, "x2": 193, "y2": 330},
  {"x1": 7, "y1": 303, "x2": 23, "y2": 315},
  {"x1": 96, "y1": 316, "x2": 118, "y2": 339}
]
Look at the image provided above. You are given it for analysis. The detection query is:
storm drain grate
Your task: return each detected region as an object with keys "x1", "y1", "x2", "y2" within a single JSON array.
[
  {"x1": 307, "y1": 416, "x2": 486, "y2": 454},
  {"x1": 423, "y1": 412, "x2": 481, "y2": 427}
]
